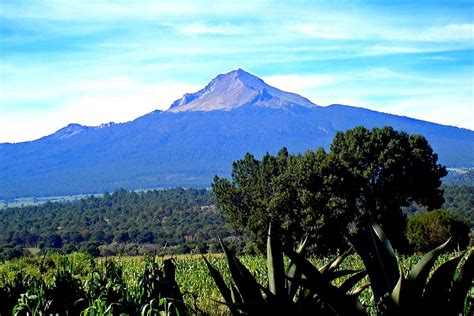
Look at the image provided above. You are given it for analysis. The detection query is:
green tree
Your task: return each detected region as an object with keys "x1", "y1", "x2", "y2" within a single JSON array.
[
  {"x1": 213, "y1": 126, "x2": 447, "y2": 254},
  {"x1": 48, "y1": 234, "x2": 63, "y2": 249},
  {"x1": 213, "y1": 148, "x2": 314, "y2": 252},
  {"x1": 406, "y1": 209, "x2": 470, "y2": 253},
  {"x1": 327, "y1": 126, "x2": 447, "y2": 250}
]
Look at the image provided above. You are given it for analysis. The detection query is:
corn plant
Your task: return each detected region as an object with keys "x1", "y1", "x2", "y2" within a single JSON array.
[
  {"x1": 12, "y1": 275, "x2": 50, "y2": 315},
  {"x1": 135, "y1": 257, "x2": 186, "y2": 315},
  {"x1": 204, "y1": 224, "x2": 368, "y2": 315},
  {"x1": 12, "y1": 258, "x2": 87, "y2": 315},
  {"x1": 0, "y1": 272, "x2": 26, "y2": 315}
]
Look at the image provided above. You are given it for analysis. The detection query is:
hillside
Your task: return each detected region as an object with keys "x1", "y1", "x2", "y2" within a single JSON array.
[{"x1": 1, "y1": 69, "x2": 473, "y2": 199}]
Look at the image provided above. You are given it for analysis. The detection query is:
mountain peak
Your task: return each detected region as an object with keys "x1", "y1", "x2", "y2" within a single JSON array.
[
  {"x1": 52, "y1": 123, "x2": 89, "y2": 140},
  {"x1": 168, "y1": 69, "x2": 316, "y2": 112}
]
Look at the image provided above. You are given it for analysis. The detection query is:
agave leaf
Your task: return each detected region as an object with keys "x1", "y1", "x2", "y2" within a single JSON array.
[
  {"x1": 350, "y1": 219, "x2": 400, "y2": 302},
  {"x1": 405, "y1": 238, "x2": 451, "y2": 306},
  {"x1": 390, "y1": 274, "x2": 404, "y2": 306},
  {"x1": 219, "y1": 236, "x2": 264, "y2": 305},
  {"x1": 408, "y1": 238, "x2": 451, "y2": 282},
  {"x1": 371, "y1": 221, "x2": 397, "y2": 260},
  {"x1": 267, "y1": 223, "x2": 285, "y2": 298},
  {"x1": 452, "y1": 249, "x2": 474, "y2": 315},
  {"x1": 286, "y1": 236, "x2": 307, "y2": 299},
  {"x1": 320, "y1": 248, "x2": 353, "y2": 276},
  {"x1": 202, "y1": 255, "x2": 234, "y2": 307},
  {"x1": 423, "y1": 253, "x2": 464, "y2": 315},
  {"x1": 339, "y1": 270, "x2": 368, "y2": 293},
  {"x1": 350, "y1": 283, "x2": 370, "y2": 297},
  {"x1": 389, "y1": 239, "x2": 451, "y2": 315},
  {"x1": 285, "y1": 247, "x2": 366, "y2": 315},
  {"x1": 230, "y1": 283, "x2": 243, "y2": 305},
  {"x1": 326, "y1": 269, "x2": 361, "y2": 282}
]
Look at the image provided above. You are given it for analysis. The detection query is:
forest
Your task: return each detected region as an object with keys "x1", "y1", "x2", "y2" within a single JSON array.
[
  {"x1": 0, "y1": 183, "x2": 472, "y2": 261},
  {"x1": 0, "y1": 188, "x2": 241, "y2": 260}
]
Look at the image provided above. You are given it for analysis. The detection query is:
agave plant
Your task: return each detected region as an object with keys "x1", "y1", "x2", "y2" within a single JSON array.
[
  {"x1": 352, "y1": 219, "x2": 473, "y2": 315},
  {"x1": 204, "y1": 224, "x2": 368, "y2": 315}
]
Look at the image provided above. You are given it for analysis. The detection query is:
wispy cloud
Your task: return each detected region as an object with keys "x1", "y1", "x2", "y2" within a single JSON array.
[
  {"x1": 263, "y1": 70, "x2": 473, "y2": 130},
  {"x1": 0, "y1": 0, "x2": 472, "y2": 142},
  {"x1": 0, "y1": 76, "x2": 199, "y2": 142},
  {"x1": 0, "y1": 0, "x2": 264, "y2": 21},
  {"x1": 174, "y1": 22, "x2": 247, "y2": 35},
  {"x1": 286, "y1": 21, "x2": 473, "y2": 43}
]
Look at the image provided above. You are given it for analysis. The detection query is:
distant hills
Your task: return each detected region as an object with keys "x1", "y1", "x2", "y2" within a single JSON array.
[{"x1": 1, "y1": 69, "x2": 473, "y2": 199}]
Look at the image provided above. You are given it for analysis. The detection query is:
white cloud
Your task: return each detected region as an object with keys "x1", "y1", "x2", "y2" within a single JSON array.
[
  {"x1": 174, "y1": 22, "x2": 247, "y2": 35},
  {"x1": 420, "y1": 24, "x2": 474, "y2": 42},
  {"x1": 377, "y1": 95, "x2": 474, "y2": 130},
  {"x1": 264, "y1": 74, "x2": 342, "y2": 90},
  {"x1": 286, "y1": 23, "x2": 353, "y2": 40},
  {"x1": 0, "y1": 0, "x2": 264, "y2": 22},
  {"x1": 0, "y1": 78, "x2": 199, "y2": 143},
  {"x1": 262, "y1": 72, "x2": 473, "y2": 130},
  {"x1": 365, "y1": 45, "x2": 425, "y2": 56},
  {"x1": 0, "y1": 1, "x2": 197, "y2": 21},
  {"x1": 285, "y1": 21, "x2": 474, "y2": 43}
]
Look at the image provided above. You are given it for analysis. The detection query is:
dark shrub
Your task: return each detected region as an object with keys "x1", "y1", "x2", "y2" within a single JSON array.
[{"x1": 406, "y1": 209, "x2": 470, "y2": 253}]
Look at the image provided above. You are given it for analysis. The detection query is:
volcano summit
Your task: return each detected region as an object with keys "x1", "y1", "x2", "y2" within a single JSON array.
[{"x1": 1, "y1": 69, "x2": 472, "y2": 198}]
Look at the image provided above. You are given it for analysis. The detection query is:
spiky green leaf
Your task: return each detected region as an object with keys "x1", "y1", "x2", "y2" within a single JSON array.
[
  {"x1": 219, "y1": 236, "x2": 264, "y2": 305},
  {"x1": 423, "y1": 253, "x2": 464, "y2": 315},
  {"x1": 285, "y1": 247, "x2": 366, "y2": 315},
  {"x1": 339, "y1": 270, "x2": 368, "y2": 293},
  {"x1": 267, "y1": 223, "x2": 285, "y2": 298}
]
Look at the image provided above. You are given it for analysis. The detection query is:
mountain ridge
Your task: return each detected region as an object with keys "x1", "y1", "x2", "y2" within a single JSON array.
[{"x1": 1, "y1": 69, "x2": 473, "y2": 198}]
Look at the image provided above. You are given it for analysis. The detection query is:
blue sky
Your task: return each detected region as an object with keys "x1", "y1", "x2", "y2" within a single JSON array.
[{"x1": 0, "y1": 0, "x2": 473, "y2": 142}]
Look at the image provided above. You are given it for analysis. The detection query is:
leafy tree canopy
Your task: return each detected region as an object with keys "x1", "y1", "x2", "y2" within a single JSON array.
[{"x1": 406, "y1": 209, "x2": 470, "y2": 253}]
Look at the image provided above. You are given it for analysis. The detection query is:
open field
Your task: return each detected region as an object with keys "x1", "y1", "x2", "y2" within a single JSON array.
[
  {"x1": 0, "y1": 187, "x2": 174, "y2": 209},
  {"x1": 0, "y1": 194, "x2": 100, "y2": 209}
]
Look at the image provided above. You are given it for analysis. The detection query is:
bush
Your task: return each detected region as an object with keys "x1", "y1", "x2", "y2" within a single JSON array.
[{"x1": 406, "y1": 210, "x2": 470, "y2": 253}]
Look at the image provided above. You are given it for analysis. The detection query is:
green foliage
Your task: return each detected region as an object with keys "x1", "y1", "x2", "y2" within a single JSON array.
[
  {"x1": 328, "y1": 126, "x2": 447, "y2": 251},
  {"x1": 0, "y1": 250, "x2": 467, "y2": 315},
  {"x1": 406, "y1": 210, "x2": 470, "y2": 253},
  {"x1": 1, "y1": 255, "x2": 189, "y2": 315},
  {"x1": 442, "y1": 184, "x2": 474, "y2": 229},
  {"x1": 0, "y1": 188, "x2": 237, "y2": 260},
  {"x1": 206, "y1": 222, "x2": 474, "y2": 315},
  {"x1": 204, "y1": 225, "x2": 367, "y2": 315},
  {"x1": 213, "y1": 126, "x2": 447, "y2": 255},
  {"x1": 354, "y1": 219, "x2": 473, "y2": 315}
]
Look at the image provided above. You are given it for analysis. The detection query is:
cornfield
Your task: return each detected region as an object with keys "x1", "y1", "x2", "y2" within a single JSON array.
[{"x1": 0, "y1": 250, "x2": 465, "y2": 315}]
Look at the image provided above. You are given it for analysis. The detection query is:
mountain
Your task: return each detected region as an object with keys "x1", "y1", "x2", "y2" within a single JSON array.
[
  {"x1": 168, "y1": 68, "x2": 316, "y2": 112},
  {"x1": 1, "y1": 69, "x2": 473, "y2": 199}
]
